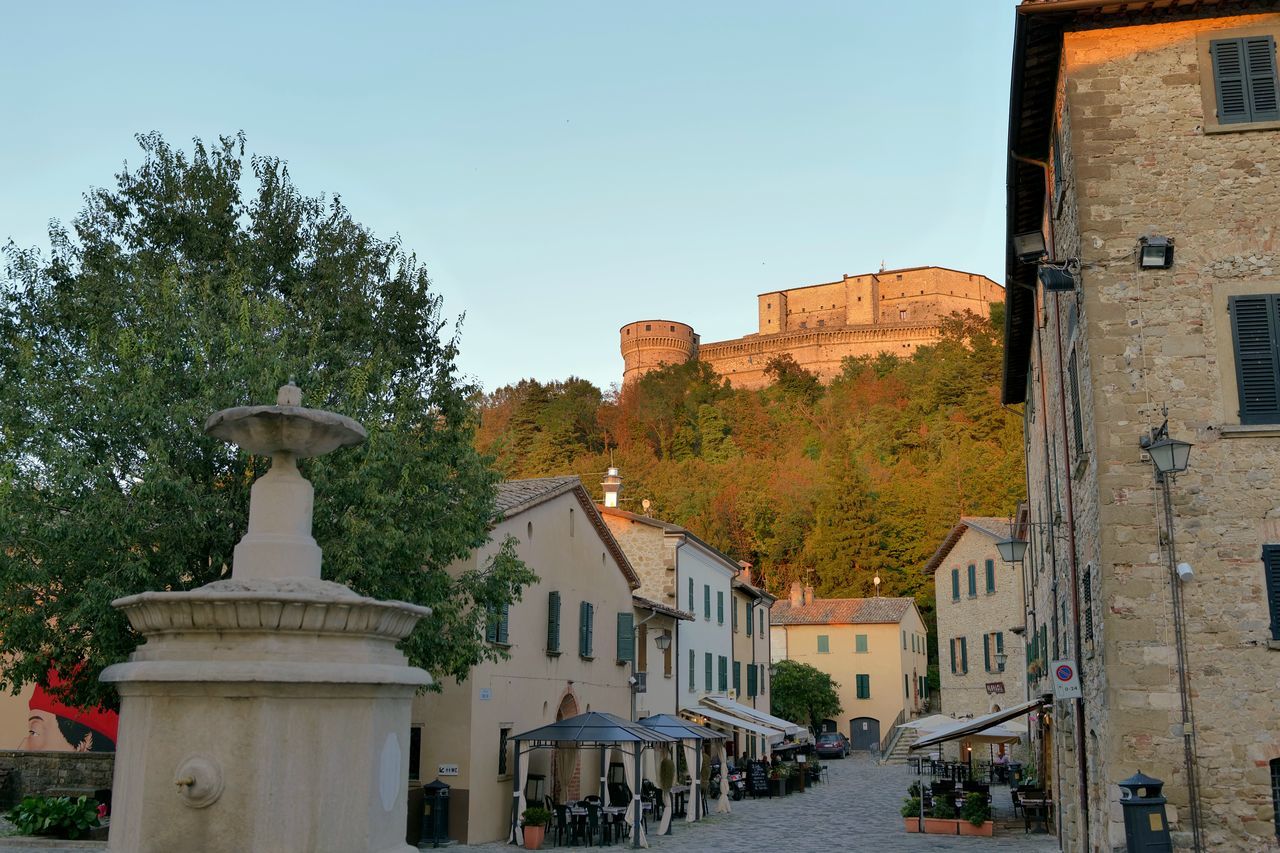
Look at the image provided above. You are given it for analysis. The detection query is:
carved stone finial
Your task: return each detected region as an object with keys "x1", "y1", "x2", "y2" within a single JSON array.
[{"x1": 278, "y1": 382, "x2": 302, "y2": 407}]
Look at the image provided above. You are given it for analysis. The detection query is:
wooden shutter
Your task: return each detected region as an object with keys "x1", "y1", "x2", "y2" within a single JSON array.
[
  {"x1": 949, "y1": 638, "x2": 956, "y2": 674},
  {"x1": 985, "y1": 559, "x2": 996, "y2": 593},
  {"x1": 485, "y1": 610, "x2": 498, "y2": 644},
  {"x1": 579, "y1": 601, "x2": 593, "y2": 657},
  {"x1": 547, "y1": 591, "x2": 561, "y2": 653},
  {"x1": 733, "y1": 661, "x2": 741, "y2": 692},
  {"x1": 1231, "y1": 295, "x2": 1280, "y2": 423},
  {"x1": 1068, "y1": 355, "x2": 1085, "y2": 456},
  {"x1": 747, "y1": 663, "x2": 757, "y2": 697},
  {"x1": 497, "y1": 603, "x2": 509, "y2": 645},
  {"x1": 983, "y1": 633, "x2": 991, "y2": 672},
  {"x1": 960, "y1": 637, "x2": 968, "y2": 674},
  {"x1": 746, "y1": 605, "x2": 753, "y2": 636},
  {"x1": 1263, "y1": 545, "x2": 1280, "y2": 640},
  {"x1": 704, "y1": 585, "x2": 711, "y2": 619},
  {"x1": 616, "y1": 612, "x2": 634, "y2": 663},
  {"x1": 1246, "y1": 36, "x2": 1280, "y2": 121},
  {"x1": 637, "y1": 625, "x2": 648, "y2": 672},
  {"x1": 689, "y1": 649, "x2": 695, "y2": 690},
  {"x1": 717, "y1": 591, "x2": 724, "y2": 624},
  {"x1": 732, "y1": 599, "x2": 739, "y2": 631},
  {"x1": 1213, "y1": 38, "x2": 1251, "y2": 123},
  {"x1": 688, "y1": 578, "x2": 694, "y2": 611},
  {"x1": 951, "y1": 569, "x2": 960, "y2": 600},
  {"x1": 704, "y1": 652, "x2": 712, "y2": 691},
  {"x1": 968, "y1": 564, "x2": 976, "y2": 597},
  {"x1": 718, "y1": 656, "x2": 727, "y2": 692}
]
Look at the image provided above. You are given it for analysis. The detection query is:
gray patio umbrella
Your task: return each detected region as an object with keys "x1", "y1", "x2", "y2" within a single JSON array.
[{"x1": 510, "y1": 712, "x2": 676, "y2": 848}]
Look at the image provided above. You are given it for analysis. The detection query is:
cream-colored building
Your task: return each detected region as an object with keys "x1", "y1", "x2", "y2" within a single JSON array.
[
  {"x1": 412, "y1": 477, "x2": 637, "y2": 845},
  {"x1": 632, "y1": 594, "x2": 693, "y2": 722},
  {"x1": 925, "y1": 517, "x2": 1027, "y2": 760},
  {"x1": 771, "y1": 584, "x2": 928, "y2": 750},
  {"x1": 1004, "y1": 3, "x2": 1280, "y2": 849},
  {"x1": 731, "y1": 576, "x2": 774, "y2": 711}
]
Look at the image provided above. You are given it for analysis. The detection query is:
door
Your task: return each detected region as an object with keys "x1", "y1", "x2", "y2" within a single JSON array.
[
  {"x1": 820, "y1": 719, "x2": 837, "y2": 734},
  {"x1": 849, "y1": 716, "x2": 880, "y2": 751}
]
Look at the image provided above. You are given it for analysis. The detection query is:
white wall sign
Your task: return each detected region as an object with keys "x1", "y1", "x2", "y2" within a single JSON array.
[
  {"x1": 1051, "y1": 660, "x2": 1082, "y2": 700},
  {"x1": 437, "y1": 764, "x2": 460, "y2": 776}
]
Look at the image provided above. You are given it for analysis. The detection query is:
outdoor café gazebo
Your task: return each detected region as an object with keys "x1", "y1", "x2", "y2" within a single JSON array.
[
  {"x1": 508, "y1": 711, "x2": 676, "y2": 848},
  {"x1": 637, "y1": 714, "x2": 727, "y2": 830}
]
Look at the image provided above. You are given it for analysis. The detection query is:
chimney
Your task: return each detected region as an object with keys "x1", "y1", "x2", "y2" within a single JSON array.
[
  {"x1": 602, "y1": 467, "x2": 622, "y2": 508},
  {"x1": 790, "y1": 581, "x2": 804, "y2": 607},
  {"x1": 804, "y1": 584, "x2": 815, "y2": 605}
]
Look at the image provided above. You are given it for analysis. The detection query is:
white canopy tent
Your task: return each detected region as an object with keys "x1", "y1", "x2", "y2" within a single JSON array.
[
  {"x1": 699, "y1": 696, "x2": 809, "y2": 740},
  {"x1": 681, "y1": 706, "x2": 784, "y2": 749},
  {"x1": 910, "y1": 697, "x2": 1046, "y2": 750}
]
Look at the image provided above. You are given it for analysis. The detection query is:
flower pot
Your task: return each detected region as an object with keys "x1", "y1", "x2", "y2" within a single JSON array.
[
  {"x1": 923, "y1": 818, "x2": 958, "y2": 835},
  {"x1": 523, "y1": 825, "x2": 546, "y2": 849},
  {"x1": 959, "y1": 820, "x2": 994, "y2": 837},
  {"x1": 903, "y1": 818, "x2": 921, "y2": 833}
]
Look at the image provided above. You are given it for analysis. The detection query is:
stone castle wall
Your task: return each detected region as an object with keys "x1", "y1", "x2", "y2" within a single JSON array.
[
  {"x1": 621, "y1": 267, "x2": 1002, "y2": 389},
  {"x1": 0, "y1": 750, "x2": 114, "y2": 805},
  {"x1": 1026, "y1": 12, "x2": 1280, "y2": 851}
]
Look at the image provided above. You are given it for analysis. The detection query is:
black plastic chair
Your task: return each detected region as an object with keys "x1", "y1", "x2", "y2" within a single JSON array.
[
  {"x1": 585, "y1": 801, "x2": 604, "y2": 846},
  {"x1": 552, "y1": 804, "x2": 573, "y2": 847}
]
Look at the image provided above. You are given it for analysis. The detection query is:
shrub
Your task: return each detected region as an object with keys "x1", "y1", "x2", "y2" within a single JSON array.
[
  {"x1": 521, "y1": 806, "x2": 551, "y2": 828},
  {"x1": 930, "y1": 796, "x2": 957, "y2": 819},
  {"x1": 659, "y1": 757, "x2": 676, "y2": 790},
  {"x1": 901, "y1": 797, "x2": 922, "y2": 819},
  {"x1": 961, "y1": 792, "x2": 991, "y2": 826},
  {"x1": 8, "y1": 795, "x2": 101, "y2": 840}
]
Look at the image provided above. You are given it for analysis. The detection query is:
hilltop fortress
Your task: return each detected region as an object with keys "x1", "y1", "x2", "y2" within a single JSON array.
[{"x1": 620, "y1": 266, "x2": 1003, "y2": 389}]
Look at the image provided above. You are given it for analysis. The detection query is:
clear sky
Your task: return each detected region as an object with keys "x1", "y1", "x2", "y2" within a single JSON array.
[{"x1": 1, "y1": 1, "x2": 1014, "y2": 394}]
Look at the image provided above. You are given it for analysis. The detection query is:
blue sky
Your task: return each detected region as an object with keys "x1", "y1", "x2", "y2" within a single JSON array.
[{"x1": 1, "y1": 1, "x2": 1014, "y2": 393}]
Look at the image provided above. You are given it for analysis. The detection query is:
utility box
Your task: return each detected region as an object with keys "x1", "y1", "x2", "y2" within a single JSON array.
[
  {"x1": 1119, "y1": 771, "x2": 1172, "y2": 853},
  {"x1": 421, "y1": 778, "x2": 451, "y2": 848}
]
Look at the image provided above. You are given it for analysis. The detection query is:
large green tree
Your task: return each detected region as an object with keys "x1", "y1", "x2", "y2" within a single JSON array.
[
  {"x1": 0, "y1": 133, "x2": 535, "y2": 710},
  {"x1": 769, "y1": 659, "x2": 841, "y2": 732}
]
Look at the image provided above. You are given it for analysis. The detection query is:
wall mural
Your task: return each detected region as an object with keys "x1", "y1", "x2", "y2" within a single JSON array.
[{"x1": 7, "y1": 672, "x2": 118, "y2": 752}]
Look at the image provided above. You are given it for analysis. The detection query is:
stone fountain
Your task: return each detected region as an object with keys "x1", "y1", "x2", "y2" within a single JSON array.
[{"x1": 101, "y1": 383, "x2": 431, "y2": 853}]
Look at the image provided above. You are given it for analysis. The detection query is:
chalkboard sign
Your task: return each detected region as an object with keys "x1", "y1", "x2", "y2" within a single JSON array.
[{"x1": 748, "y1": 762, "x2": 770, "y2": 798}]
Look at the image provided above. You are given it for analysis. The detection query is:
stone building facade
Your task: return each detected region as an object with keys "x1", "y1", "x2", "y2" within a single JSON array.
[
  {"x1": 1005, "y1": 3, "x2": 1280, "y2": 850},
  {"x1": 925, "y1": 517, "x2": 1028, "y2": 761},
  {"x1": 621, "y1": 266, "x2": 1004, "y2": 389}
]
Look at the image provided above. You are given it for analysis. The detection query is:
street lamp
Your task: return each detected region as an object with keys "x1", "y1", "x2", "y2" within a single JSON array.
[
  {"x1": 873, "y1": 575, "x2": 881, "y2": 597},
  {"x1": 996, "y1": 536, "x2": 1029, "y2": 564},
  {"x1": 994, "y1": 650, "x2": 1008, "y2": 672},
  {"x1": 631, "y1": 623, "x2": 672, "y2": 721}
]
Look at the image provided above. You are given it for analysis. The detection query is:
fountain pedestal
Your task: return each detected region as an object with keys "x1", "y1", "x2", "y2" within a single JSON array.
[{"x1": 101, "y1": 385, "x2": 431, "y2": 853}]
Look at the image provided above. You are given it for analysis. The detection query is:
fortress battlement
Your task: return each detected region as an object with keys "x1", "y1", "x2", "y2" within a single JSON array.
[{"x1": 620, "y1": 266, "x2": 1002, "y2": 389}]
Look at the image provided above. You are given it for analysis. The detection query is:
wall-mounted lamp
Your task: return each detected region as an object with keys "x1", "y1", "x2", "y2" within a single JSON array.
[
  {"x1": 1139, "y1": 419, "x2": 1192, "y2": 476},
  {"x1": 994, "y1": 650, "x2": 1009, "y2": 670},
  {"x1": 655, "y1": 631, "x2": 672, "y2": 652},
  {"x1": 1139, "y1": 235, "x2": 1174, "y2": 269},
  {"x1": 1013, "y1": 230, "x2": 1048, "y2": 263},
  {"x1": 996, "y1": 536, "x2": 1029, "y2": 563}
]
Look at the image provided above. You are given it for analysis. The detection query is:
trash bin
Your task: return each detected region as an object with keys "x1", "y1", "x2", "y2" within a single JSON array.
[
  {"x1": 421, "y1": 778, "x2": 451, "y2": 848},
  {"x1": 1119, "y1": 771, "x2": 1172, "y2": 853}
]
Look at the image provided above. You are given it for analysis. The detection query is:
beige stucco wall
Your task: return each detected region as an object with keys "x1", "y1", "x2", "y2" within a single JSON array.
[
  {"x1": 780, "y1": 608, "x2": 927, "y2": 746},
  {"x1": 412, "y1": 491, "x2": 633, "y2": 844},
  {"x1": 632, "y1": 608, "x2": 679, "y2": 722},
  {"x1": 1021, "y1": 12, "x2": 1280, "y2": 851}
]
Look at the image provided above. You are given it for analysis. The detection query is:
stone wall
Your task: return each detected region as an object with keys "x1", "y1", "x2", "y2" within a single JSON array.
[
  {"x1": 1025, "y1": 11, "x2": 1280, "y2": 851},
  {"x1": 0, "y1": 750, "x2": 114, "y2": 805}
]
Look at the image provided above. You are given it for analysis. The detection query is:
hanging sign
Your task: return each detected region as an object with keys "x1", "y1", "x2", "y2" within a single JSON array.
[{"x1": 1051, "y1": 660, "x2": 1082, "y2": 699}]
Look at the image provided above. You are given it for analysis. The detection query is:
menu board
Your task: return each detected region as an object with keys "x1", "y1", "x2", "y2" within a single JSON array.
[{"x1": 748, "y1": 762, "x2": 770, "y2": 797}]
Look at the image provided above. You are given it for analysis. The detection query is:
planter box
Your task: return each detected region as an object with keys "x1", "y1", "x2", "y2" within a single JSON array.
[
  {"x1": 958, "y1": 820, "x2": 994, "y2": 837},
  {"x1": 523, "y1": 825, "x2": 546, "y2": 849},
  {"x1": 903, "y1": 818, "x2": 921, "y2": 833},
  {"x1": 771, "y1": 779, "x2": 787, "y2": 797},
  {"x1": 922, "y1": 818, "x2": 959, "y2": 835}
]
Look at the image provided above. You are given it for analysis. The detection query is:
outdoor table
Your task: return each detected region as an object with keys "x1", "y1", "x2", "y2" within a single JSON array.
[
  {"x1": 670, "y1": 784, "x2": 689, "y2": 817},
  {"x1": 1021, "y1": 797, "x2": 1054, "y2": 833}
]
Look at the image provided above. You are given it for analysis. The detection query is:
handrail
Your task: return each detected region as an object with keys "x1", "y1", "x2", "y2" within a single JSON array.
[{"x1": 879, "y1": 708, "x2": 907, "y2": 755}]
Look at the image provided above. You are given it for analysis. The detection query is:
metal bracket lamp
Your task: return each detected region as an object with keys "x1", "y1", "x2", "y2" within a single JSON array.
[
  {"x1": 1139, "y1": 418, "x2": 1192, "y2": 478},
  {"x1": 1138, "y1": 235, "x2": 1174, "y2": 269}
]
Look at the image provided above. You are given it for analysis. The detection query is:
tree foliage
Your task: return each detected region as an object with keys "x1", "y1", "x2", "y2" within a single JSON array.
[
  {"x1": 0, "y1": 133, "x2": 536, "y2": 710},
  {"x1": 769, "y1": 660, "x2": 841, "y2": 732}
]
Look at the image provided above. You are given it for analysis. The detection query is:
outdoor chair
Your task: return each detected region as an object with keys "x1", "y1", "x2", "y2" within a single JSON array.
[
  {"x1": 551, "y1": 804, "x2": 573, "y2": 847},
  {"x1": 585, "y1": 801, "x2": 604, "y2": 846}
]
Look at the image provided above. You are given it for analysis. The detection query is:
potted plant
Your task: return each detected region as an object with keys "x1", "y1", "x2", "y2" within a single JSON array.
[
  {"x1": 959, "y1": 792, "x2": 994, "y2": 836},
  {"x1": 7, "y1": 795, "x2": 101, "y2": 840},
  {"x1": 521, "y1": 806, "x2": 551, "y2": 850},
  {"x1": 901, "y1": 797, "x2": 922, "y2": 832},
  {"x1": 768, "y1": 763, "x2": 789, "y2": 797},
  {"x1": 923, "y1": 795, "x2": 958, "y2": 835}
]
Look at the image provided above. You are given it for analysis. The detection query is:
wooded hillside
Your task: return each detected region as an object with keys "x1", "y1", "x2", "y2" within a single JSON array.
[{"x1": 475, "y1": 306, "x2": 1024, "y2": 627}]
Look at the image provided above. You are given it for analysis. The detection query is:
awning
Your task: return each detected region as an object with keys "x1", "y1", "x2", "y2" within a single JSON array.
[
  {"x1": 910, "y1": 697, "x2": 1048, "y2": 750},
  {"x1": 681, "y1": 706, "x2": 784, "y2": 742},
  {"x1": 699, "y1": 696, "x2": 807, "y2": 738},
  {"x1": 512, "y1": 711, "x2": 677, "y2": 747},
  {"x1": 637, "y1": 714, "x2": 725, "y2": 741}
]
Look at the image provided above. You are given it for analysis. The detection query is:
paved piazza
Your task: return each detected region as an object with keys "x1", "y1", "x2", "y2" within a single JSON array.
[{"x1": 470, "y1": 755, "x2": 1060, "y2": 852}]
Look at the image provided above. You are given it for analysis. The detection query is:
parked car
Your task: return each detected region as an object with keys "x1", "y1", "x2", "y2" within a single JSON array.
[{"x1": 814, "y1": 732, "x2": 851, "y2": 759}]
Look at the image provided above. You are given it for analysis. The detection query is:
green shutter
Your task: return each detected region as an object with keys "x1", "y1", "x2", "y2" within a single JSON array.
[
  {"x1": 733, "y1": 661, "x2": 741, "y2": 692},
  {"x1": 579, "y1": 601, "x2": 594, "y2": 657},
  {"x1": 951, "y1": 569, "x2": 960, "y2": 600},
  {"x1": 985, "y1": 560, "x2": 996, "y2": 593},
  {"x1": 949, "y1": 639, "x2": 956, "y2": 674},
  {"x1": 689, "y1": 578, "x2": 694, "y2": 612},
  {"x1": 960, "y1": 637, "x2": 968, "y2": 674},
  {"x1": 1214, "y1": 38, "x2": 1251, "y2": 122},
  {"x1": 967, "y1": 564, "x2": 976, "y2": 597},
  {"x1": 1231, "y1": 295, "x2": 1280, "y2": 423},
  {"x1": 1068, "y1": 355, "x2": 1085, "y2": 455},
  {"x1": 717, "y1": 591, "x2": 724, "y2": 624},
  {"x1": 718, "y1": 656, "x2": 728, "y2": 692},
  {"x1": 747, "y1": 664, "x2": 757, "y2": 697},
  {"x1": 996, "y1": 631, "x2": 1005, "y2": 671},
  {"x1": 856, "y1": 674, "x2": 870, "y2": 699},
  {"x1": 704, "y1": 652, "x2": 712, "y2": 691},
  {"x1": 616, "y1": 612, "x2": 634, "y2": 663},
  {"x1": 689, "y1": 649, "x2": 695, "y2": 690},
  {"x1": 485, "y1": 610, "x2": 498, "y2": 644},
  {"x1": 746, "y1": 605, "x2": 753, "y2": 636},
  {"x1": 704, "y1": 585, "x2": 711, "y2": 619},
  {"x1": 817, "y1": 634, "x2": 829, "y2": 653},
  {"x1": 984, "y1": 633, "x2": 991, "y2": 673},
  {"x1": 547, "y1": 591, "x2": 561, "y2": 653},
  {"x1": 856, "y1": 634, "x2": 867, "y2": 653},
  {"x1": 1264, "y1": 545, "x2": 1280, "y2": 640},
  {"x1": 1245, "y1": 36, "x2": 1280, "y2": 121},
  {"x1": 497, "y1": 603, "x2": 509, "y2": 645},
  {"x1": 732, "y1": 599, "x2": 738, "y2": 631}
]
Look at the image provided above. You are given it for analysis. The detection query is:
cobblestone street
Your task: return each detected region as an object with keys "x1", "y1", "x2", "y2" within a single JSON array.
[{"x1": 469, "y1": 755, "x2": 1060, "y2": 852}]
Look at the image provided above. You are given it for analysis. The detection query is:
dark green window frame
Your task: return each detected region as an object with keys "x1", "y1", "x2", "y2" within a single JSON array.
[
  {"x1": 704, "y1": 652, "x2": 712, "y2": 692},
  {"x1": 1211, "y1": 36, "x2": 1280, "y2": 125},
  {"x1": 855, "y1": 674, "x2": 870, "y2": 700},
  {"x1": 578, "y1": 601, "x2": 594, "y2": 658},
  {"x1": 951, "y1": 568, "x2": 960, "y2": 601},
  {"x1": 546, "y1": 591, "x2": 561, "y2": 655},
  {"x1": 985, "y1": 559, "x2": 996, "y2": 594},
  {"x1": 1230, "y1": 294, "x2": 1280, "y2": 424},
  {"x1": 616, "y1": 612, "x2": 634, "y2": 663}
]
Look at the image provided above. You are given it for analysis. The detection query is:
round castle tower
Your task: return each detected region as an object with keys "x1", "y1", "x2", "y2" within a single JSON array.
[{"x1": 619, "y1": 320, "x2": 699, "y2": 384}]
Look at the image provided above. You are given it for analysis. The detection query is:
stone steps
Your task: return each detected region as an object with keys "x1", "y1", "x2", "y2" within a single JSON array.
[{"x1": 882, "y1": 726, "x2": 921, "y2": 765}]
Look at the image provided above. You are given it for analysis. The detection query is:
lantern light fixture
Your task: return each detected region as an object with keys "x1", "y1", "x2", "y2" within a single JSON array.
[{"x1": 1139, "y1": 235, "x2": 1174, "y2": 269}]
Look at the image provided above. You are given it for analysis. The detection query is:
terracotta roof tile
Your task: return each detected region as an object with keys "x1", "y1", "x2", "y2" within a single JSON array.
[{"x1": 771, "y1": 596, "x2": 913, "y2": 625}]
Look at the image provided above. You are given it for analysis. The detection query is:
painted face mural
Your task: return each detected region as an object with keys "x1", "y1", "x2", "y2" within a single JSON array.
[{"x1": 15, "y1": 673, "x2": 117, "y2": 752}]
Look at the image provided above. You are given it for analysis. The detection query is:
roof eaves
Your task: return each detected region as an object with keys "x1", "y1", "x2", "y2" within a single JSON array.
[{"x1": 633, "y1": 595, "x2": 694, "y2": 622}]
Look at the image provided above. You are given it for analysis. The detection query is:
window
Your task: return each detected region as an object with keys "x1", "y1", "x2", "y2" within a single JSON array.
[
  {"x1": 637, "y1": 624, "x2": 648, "y2": 672},
  {"x1": 985, "y1": 559, "x2": 996, "y2": 594},
  {"x1": 486, "y1": 602, "x2": 510, "y2": 646},
  {"x1": 855, "y1": 674, "x2": 870, "y2": 699},
  {"x1": 898, "y1": 309, "x2": 907, "y2": 321},
  {"x1": 645, "y1": 324, "x2": 651, "y2": 331},
  {"x1": 1068, "y1": 352, "x2": 1085, "y2": 457},
  {"x1": 498, "y1": 726, "x2": 512, "y2": 776},
  {"x1": 984, "y1": 632, "x2": 1005, "y2": 673},
  {"x1": 704, "y1": 585, "x2": 711, "y2": 620},
  {"x1": 704, "y1": 652, "x2": 713, "y2": 692},
  {"x1": 747, "y1": 663, "x2": 757, "y2": 697},
  {"x1": 902, "y1": 630, "x2": 906, "y2": 650},
  {"x1": 746, "y1": 604, "x2": 753, "y2": 636},
  {"x1": 547, "y1": 591, "x2": 561, "y2": 655},
  {"x1": 409, "y1": 726, "x2": 422, "y2": 781},
  {"x1": 616, "y1": 612, "x2": 634, "y2": 663},
  {"x1": 1271, "y1": 758, "x2": 1280, "y2": 838},
  {"x1": 1263, "y1": 545, "x2": 1280, "y2": 640},
  {"x1": 718, "y1": 656, "x2": 728, "y2": 692},
  {"x1": 1210, "y1": 36, "x2": 1280, "y2": 125},
  {"x1": 855, "y1": 634, "x2": 868, "y2": 654},
  {"x1": 759, "y1": 610, "x2": 764, "y2": 635},
  {"x1": 967, "y1": 564, "x2": 977, "y2": 598},
  {"x1": 1230, "y1": 295, "x2": 1280, "y2": 424},
  {"x1": 717, "y1": 590, "x2": 724, "y2": 625},
  {"x1": 758, "y1": 664, "x2": 767, "y2": 695},
  {"x1": 689, "y1": 649, "x2": 695, "y2": 690},
  {"x1": 569, "y1": 508, "x2": 575, "y2": 537},
  {"x1": 904, "y1": 673, "x2": 910, "y2": 699},
  {"x1": 689, "y1": 578, "x2": 695, "y2": 613},
  {"x1": 733, "y1": 599, "x2": 739, "y2": 632},
  {"x1": 579, "y1": 601, "x2": 594, "y2": 658},
  {"x1": 1083, "y1": 565, "x2": 1095, "y2": 645},
  {"x1": 817, "y1": 634, "x2": 830, "y2": 654},
  {"x1": 733, "y1": 661, "x2": 741, "y2": 693},
  {"x1": 951, "y1": 569, "x2": 960, "y2": 601},
  {"x1": 950, "y1": 637, "x2": 969, "y2": 675}
]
